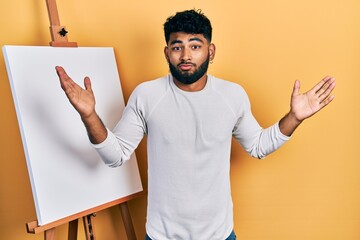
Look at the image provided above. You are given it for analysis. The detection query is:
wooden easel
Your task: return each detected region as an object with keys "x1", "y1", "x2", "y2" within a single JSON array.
[
  {"x1": 26, "y1": 192, "x2": 143, "y2": 240},
  {"x1": 26, "y1": 1, "x2": 144, "y2": 239},
  {"x1": 45, "y1": 0, "x2": 77, "y2": 47}
]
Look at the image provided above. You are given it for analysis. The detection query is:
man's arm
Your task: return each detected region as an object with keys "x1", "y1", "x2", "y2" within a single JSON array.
[
  {"x1": 55, "y1": 66, "x2": 107, "y2": 144},
  {"x1": 279, "y1": 76, "x2": 336, "y2": 136}
]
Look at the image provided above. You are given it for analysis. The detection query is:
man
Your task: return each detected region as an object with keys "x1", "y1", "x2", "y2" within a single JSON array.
[{"x1": 56, "y1": 9, "x2": 335, "y2": 240}]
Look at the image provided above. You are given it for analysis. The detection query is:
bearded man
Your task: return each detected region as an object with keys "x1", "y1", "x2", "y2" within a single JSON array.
[{"x1": 56, "y1": 9, "x2": 335, "y2": 240}]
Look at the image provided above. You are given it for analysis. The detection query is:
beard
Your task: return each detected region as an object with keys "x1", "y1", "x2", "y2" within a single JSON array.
[{"x1": 168, "y1": 55, "x2": 210, "y2": 85}]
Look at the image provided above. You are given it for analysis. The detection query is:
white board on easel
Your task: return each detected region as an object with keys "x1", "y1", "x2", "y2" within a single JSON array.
[{"x1": 2, "y1": 45, "x2": 143, "y2": 226}]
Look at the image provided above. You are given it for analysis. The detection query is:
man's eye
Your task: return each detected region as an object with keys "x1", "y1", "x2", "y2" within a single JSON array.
[
  {"x1": 172, "y1": 47, "x2": 182, "y2": 51},
  {"x1": 192, "y1": 45, "x2": 201, "y2": 50}
]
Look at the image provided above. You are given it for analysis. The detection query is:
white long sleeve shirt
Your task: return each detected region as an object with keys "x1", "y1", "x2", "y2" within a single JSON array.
[{"x1": 93, "y1": 74, "x2": 290, "y2": 240}]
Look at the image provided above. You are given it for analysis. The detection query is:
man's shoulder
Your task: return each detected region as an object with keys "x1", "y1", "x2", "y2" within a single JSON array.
[
  {"x1": 209, "y1": 75, "x2": 250, "y2": 114},
  {"x1": 127, "y1": 75, "x2": 171, "y2": 108},
  {"x1": 133, "y1": 75, "x2": 170, "y2": 96},
  {"x1": 210, "y1": 75, "x2": 247, "y2": 96}
]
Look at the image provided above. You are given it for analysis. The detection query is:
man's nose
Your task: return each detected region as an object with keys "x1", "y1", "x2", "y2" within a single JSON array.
[{"x1": 180, "y1": 47, "x2": 191, "y2": 62}]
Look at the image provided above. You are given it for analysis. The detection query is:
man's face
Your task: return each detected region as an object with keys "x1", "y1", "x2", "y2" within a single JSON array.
[{"x1": 164, "y1": 32, "x2": 215, "y2": 85}]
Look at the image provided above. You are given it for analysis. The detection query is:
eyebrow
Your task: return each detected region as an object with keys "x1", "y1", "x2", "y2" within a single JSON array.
[
  {"x1": 169, "y1": 40, "x2": 183, "y2": 45},
  {"x1": 169, "y1": 37, "x2": 205, "y2": 45}
]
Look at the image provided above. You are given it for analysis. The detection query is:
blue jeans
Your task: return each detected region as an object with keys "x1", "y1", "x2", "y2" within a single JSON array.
[{"x1": 145, "y1": 230, "x2": 236, "y2": 240}]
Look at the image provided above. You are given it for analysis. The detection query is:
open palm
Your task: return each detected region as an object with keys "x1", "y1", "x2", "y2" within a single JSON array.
[
  {"x1": 56, "y1": 66, "x2": 96, "y2": 119},
  {"x1": 290, "y1": 76, "x2": 336, "y2": 122}
]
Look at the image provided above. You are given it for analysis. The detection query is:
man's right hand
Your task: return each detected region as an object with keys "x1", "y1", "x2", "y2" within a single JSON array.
[
  {"x1": 56, "y1": 66, "x2": 96, "y2": 119},
  {"x1": 55, "y1": 66, "x2": 107, "y2": 144}
]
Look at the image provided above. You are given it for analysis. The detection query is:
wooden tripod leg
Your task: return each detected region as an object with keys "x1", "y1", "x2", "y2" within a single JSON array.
[
  {"x1": 119, "y1": 202, "x2": 137, "y2": 240},
  {"x1": 83, "y1": 214, "x2": 96, "y2": 240},
  {"x1": 44, "y1": 228, "x2": 56, "y2": 240},
  {"x1": 68, "y1": 219, "x2": 79, "y2": 240}
]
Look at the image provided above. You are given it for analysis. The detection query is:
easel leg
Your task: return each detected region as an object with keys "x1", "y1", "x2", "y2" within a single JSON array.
[
  {"x1": 44, "y1": 228, "x2": 56, "y2": 240},
  {"x1": 119, "y1": 202, "x2": 137, "y2": 240},
  {"x1": 68, "y1": 219, "x2": 78, "y2": 240},
  {"x1": 83, "y1": 214, "x2": 96, "y2": 240}
]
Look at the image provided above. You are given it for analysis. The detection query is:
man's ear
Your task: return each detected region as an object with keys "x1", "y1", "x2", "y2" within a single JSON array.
[
  {"x1": 209, "y1": 43, "x2": 216, "y2": 62},
  {"x1": 164, "y1": 46, "x2": 170, "y2": 63}
]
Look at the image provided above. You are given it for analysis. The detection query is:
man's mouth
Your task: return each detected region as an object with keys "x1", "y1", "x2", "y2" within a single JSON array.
[{"x1": 178, "y1": 63, "x2": 195, "y2": 71}]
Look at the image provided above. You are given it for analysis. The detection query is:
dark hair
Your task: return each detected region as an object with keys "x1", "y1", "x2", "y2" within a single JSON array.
[{"x1": 163, "y1": 9, "x2": 212, "y2": 44}]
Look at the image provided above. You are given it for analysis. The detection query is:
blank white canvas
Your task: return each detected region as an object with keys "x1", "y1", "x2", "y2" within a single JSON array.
[{"x1": 3, "y1": 46, "x2": 143, "y2": 226}]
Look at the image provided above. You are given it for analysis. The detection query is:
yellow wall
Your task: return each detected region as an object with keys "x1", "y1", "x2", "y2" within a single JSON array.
[{"x1": 0, "y1": 0, "x2": 359, "y2": 239}]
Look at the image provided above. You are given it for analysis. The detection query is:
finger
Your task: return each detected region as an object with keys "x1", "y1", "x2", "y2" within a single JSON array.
[
  {"x1": 292, "y1": 80, "x2": 300, "y2": 96},
  {"x1": 55, "y1": 66, "x2": 68, "y2": 79},
  {"x1": 84, "y1": 77, "x2": 92, "y2": 92},
  {"x1": 320, "y1": 94, "x2": 335, "y2": 107},
  {"x1": 55, "y1": 66, "x2": 83, "y2": 96},
  {"x1": 314, "y1": 76, "x2": 334, "y2": 94},
  {"x1": 55, "y1": 66, "x2": 72, "y2": 88},
  {"x1": 319, "y1": 80, "x2": 336, "y2": 101},
  {"x1": 317, "y1": 78, "x2": 336, "y2": 99}
]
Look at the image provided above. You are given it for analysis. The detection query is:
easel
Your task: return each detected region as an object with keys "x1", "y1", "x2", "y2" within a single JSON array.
[
  {"x1": 25, "y1": 1, "x2": 144, "y2": 239},
  {"x1": 26, "y1": 192, "x2": 143, "y2": 240},
  {"x1": 45, "y1": 0, "x2": 77, "y2": 47}
]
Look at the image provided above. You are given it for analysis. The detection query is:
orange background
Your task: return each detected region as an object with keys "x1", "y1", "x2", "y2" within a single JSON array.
[{"x1": 0, "y1": 1, "x2": 359, "y2": 239}]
